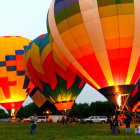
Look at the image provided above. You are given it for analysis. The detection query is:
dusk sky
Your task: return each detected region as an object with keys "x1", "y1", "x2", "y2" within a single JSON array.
[{"x1": 0, "y1": 0, "x2": 107, "y2": 110}]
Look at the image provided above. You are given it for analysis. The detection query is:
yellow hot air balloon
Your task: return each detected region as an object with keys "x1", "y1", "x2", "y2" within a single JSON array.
[{"x1": 0, "y1": 36, "x2": 33, "y2": 120}]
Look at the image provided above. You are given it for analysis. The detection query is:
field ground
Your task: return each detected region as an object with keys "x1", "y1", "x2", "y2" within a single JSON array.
[{"x1": 0, "y1": 123, "x2": 140, "y2": 140}]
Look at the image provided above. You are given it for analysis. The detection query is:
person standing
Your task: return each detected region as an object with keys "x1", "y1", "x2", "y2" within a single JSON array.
[
  {"x1": 124, "y1": 117, "x2": 131, "y2": 135},
  {"x1": 62, "y1": 115, "x2": 65, "y2": 124},
  {"x1": 30, "y1": 114, "x2": 38, "y2": 134},
  {"x1": 72, "y1": 116, "x2": 75, "y2": 125},
  {"x1": 109, "y1": 116, "x2": 113, "y2": 134},
  {"x1": 112, "y1": 115, "x2": 119, "y2": 135}
]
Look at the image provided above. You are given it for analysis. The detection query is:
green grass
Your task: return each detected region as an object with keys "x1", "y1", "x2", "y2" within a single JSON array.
[{"x1": 0, "y1": 123, "x2": 140, "y2": 140}]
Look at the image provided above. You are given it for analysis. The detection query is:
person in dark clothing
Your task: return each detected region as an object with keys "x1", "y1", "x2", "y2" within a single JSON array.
[
  {"x1": 30, "y1": 114, "x2": 38, "y2": 135},
  {"x1": 111, "y1": 115, "x2": 119, "y2": 135},
  {"x1": 67, "y1": 116, "x2": 69, "y2": 124},
  {"x1": 72, "y1": 116, "x2": 75, "y2": 125},
  {"x1": 62, "y1": 115, "x2": 65, "y2": 124},
  {"x1": 109, "y1": 116, "x2": 113, "y2": 134},
  {"x1": 125, "y1": 117, "x2": 131, "y2": 134}
]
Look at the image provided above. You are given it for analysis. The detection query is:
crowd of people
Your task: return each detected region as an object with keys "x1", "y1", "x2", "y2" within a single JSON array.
[
  {"x1": 61, "y1": 116, "x2": 76, "y2": 125},
  {"x1": 30, "y1": 113, "x2": 140, "y2": 136},
  {"x1": 109, "y1": 114, "x2": 140, "y2": 135}
]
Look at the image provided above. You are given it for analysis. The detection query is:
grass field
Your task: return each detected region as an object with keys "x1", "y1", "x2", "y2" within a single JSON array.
[{"x1": 0, "y1": 123, "x2": 140, "y2": 140}]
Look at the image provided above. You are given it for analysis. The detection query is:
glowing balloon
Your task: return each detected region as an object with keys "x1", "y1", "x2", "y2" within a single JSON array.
[
  {"x1": 46, "y1": 0, "x2": 140, "y2": 106},
  {"x1": 23, "y1": 34, "x2": 85, "y2": 114},
  {"x1": 0, "y1": 36, "x2": 33, "y2": 117}
]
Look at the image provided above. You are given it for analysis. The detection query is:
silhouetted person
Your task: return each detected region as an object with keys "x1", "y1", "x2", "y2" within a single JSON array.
[
  {"x1": 111, "y1": 115, "x2": 119, "y2": 135},
  {"x1": 109, "y1": 116, "x2": 113, "y2": 134},
  {"x1": 125, "y1": 117, "x2": 131, "y2": 135},
  {"x1": 30, "y1": 114, "x2": 38, "y2": 134}
]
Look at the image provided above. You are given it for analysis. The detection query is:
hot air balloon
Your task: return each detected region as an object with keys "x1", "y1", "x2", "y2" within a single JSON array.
[
  {"x1": 46, "y1": 0, "x2": 140, "y2": 108},
  {"x1": 29, "y1": 87, "x2": 56, "y2": 114},
  {"x1": 23, "y1": 34, "x2": 85, "y2": 115},
  {"x1": 0, "y1": 36, "x2": 33, "y2": 120},
  {"x1": 126, "y1": 79, "x2": 140, "y2": 112}
]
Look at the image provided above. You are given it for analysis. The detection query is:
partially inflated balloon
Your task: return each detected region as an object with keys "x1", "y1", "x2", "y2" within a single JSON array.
[
  {"x1": 0, "y1": 36, "x2": 33, "y2": 117},
  {"x1": 24, "y1": 34, "x2": 85, "y2": 114},
  {"x1": 46, "y1": 0, "x2": 140, "y2": 106}
]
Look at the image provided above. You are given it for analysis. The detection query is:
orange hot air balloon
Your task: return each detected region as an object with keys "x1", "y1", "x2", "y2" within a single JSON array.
[
  {"x1": 0, "y1": 36, "x2": 33, "y2": 119},
  {"x1": 23, "y1": 34, "x2": 85, "y2": 115},
  {"x1": 46, "y1": 0, "x2": 140, "y2": 106}
]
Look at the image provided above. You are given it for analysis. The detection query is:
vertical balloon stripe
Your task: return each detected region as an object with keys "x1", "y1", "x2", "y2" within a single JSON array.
[
  {"x1": 126, "y1": 0, "x2": 140, "y2": 84},
  {"x1": 97, "y1": 0, "x2": 134, "y2": 85},
  {"x1": 79, "y1": 0, "x2": 114, "y2": 86},
  {"x1": 130, "y1": 58, "x2": 140, "y2": 84},
  {"x1": 116, "y1": 2, "x2": 134, "y2": 84},
  {"x1": 49, "y1": 0, "x2": 100, "y2": 89},
  {"x1": 98, "y1": 3, "x2": 120, "y2": 85}
]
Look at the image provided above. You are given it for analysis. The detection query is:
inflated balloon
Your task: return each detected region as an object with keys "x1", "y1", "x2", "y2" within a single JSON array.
[
  {"x1": 0, "y1": 36, "x2": 33, "y2": 118},
  {"x1": 29, "y1": 87, "x2": 58, "y2": 113},
  {"x1": 46, "y1": 0, "x2": 140, "y2": 106},
  {"x1": 126, "y1": 79, "x2": 140, "y2": 112},
  {"x1": 23, "y1": 34, "x2": 85, "y2": 114}
]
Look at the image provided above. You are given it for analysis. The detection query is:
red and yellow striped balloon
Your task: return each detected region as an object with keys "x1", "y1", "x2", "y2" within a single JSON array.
[{"x1": 47, "y1": 0, "x2": 140, "y2": 105}]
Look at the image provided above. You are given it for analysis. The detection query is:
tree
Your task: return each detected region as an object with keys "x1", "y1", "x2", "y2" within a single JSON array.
[
  {"x1": 16, "y1": 103, "x2": 44, "y2": 119},
  {"x1": 0, "y1": 109, "x2": 9, "y2": 118}
]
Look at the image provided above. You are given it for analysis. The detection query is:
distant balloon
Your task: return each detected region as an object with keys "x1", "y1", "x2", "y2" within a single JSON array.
[
  {"x1": 0, "y1": 36, "x2": 33, "y2": 118},
  {"x1": 46, "y1": 0, "x2": 140, "y2": 106},
  {"x1": 24, "y1": 34, "x2": 85, "y2": 114}
]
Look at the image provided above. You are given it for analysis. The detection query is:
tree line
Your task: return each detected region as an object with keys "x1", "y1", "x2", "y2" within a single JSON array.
[{"x1": 0, "y1": 101, "x2": 115, "y2": 119}]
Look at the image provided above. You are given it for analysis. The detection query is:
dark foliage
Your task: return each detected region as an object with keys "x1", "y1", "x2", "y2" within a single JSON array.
[
  {"x1": 69, "y1": 101, "x2": 115, "y2": 118},
  {"x1": 0, "y1": 109, "x2": 10, "y2": 118},
  {"x1": 1, "y1": 101, "x2": 115, "y2": 119}
]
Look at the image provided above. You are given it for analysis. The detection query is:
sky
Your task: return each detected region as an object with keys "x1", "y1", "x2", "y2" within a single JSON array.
[{"x1": 0, "y1": 0, "x2": 106, "y2": 110}]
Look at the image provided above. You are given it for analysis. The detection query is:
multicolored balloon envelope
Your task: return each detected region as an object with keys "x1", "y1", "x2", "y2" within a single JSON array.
[
  {"x1": 46, "y1": 0, "x2": 140, "y2": 106},
  {"x1": 29, "y1": 87, "x2": 58, "y2": 113},
  {"x1": 0, "y1": 36, "x2": 33, "y2": 117},
  {"x1": 126, "y1": 79, "x2": 140, "y2": 112},
  {"x1": 23, "y1": 34, "x2": 85, "y2": 114}
]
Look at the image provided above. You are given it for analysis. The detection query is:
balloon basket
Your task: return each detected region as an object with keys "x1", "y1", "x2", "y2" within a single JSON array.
[
  {"x1": 60, "y1": 109, "x2": 70, "y2": 116},
  {"x1": 11, "y1": 116, "x2": 16, "y2": 123}
]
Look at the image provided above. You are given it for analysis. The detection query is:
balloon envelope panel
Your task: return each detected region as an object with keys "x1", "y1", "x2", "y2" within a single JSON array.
[
  {"x1": 29, "y1": 87, "x2": 55, "y2": 112},
  {"x1": 24, "y1": 34, "x2": 85, "y2": 112},
  {"x1": 0, "y1": 36, "x2": 32, "y2": 110},
  {"x1": 47, "y1": 0, "x2": 140, "y2": 105},
  {"x1": 126, "y1": 79, "x2": 140, "y2": 112}
]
